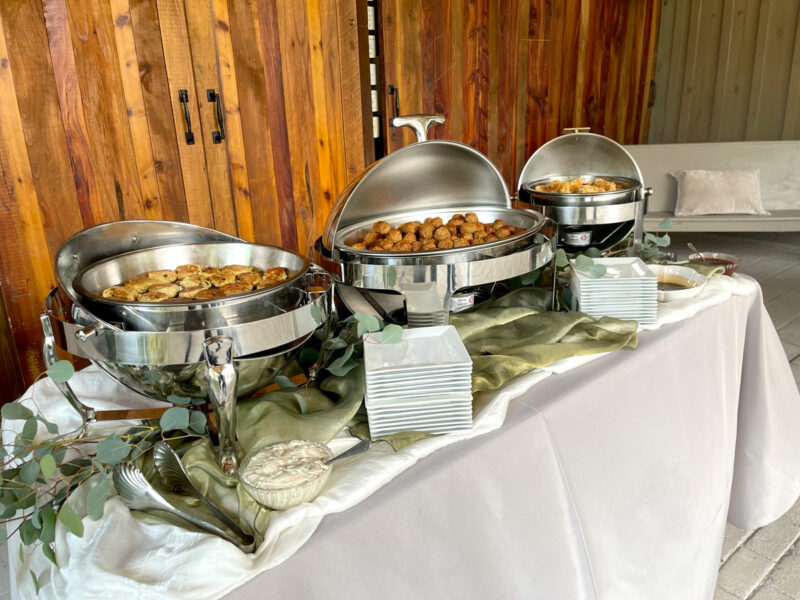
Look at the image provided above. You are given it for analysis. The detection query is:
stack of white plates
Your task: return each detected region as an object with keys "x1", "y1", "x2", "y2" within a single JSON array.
[
  {"x1": 569, "y1": 257, "x2": 657, "y2": 324},
  {"x1": 363, "y1": 326, "x2": 473, "y2": 439}
]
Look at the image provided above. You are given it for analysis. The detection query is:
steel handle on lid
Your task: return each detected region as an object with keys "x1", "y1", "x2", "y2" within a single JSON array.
[
  {"x1": 562, "y1": 127, "x2": 591, "y2": 134},
  {"x1": 390, "y1": 114, "x2": 445, "y2": 143},
  {"x1": 203, "y1": 337, "x2": 240, "y2": 476}
]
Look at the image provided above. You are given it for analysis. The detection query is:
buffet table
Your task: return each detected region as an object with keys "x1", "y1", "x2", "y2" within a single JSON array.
[{"x1": 7, "y1": 276, "x2": 800, "y2": 600}]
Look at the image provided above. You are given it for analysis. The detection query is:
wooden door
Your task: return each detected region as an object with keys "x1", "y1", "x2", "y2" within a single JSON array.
[{"x1": 0, "y1": 0, "x2": 372, "y2": 397}]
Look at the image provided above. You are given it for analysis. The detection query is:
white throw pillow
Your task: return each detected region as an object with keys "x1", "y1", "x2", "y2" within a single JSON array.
[{"x1": 670, "y1": 169, "x2": 769, "y2": 216}]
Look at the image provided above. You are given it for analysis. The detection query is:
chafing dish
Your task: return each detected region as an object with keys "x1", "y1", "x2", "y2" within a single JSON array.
[
  {"x1": 517, "y1": 129, "x2": 652, "y2": 253},
  {"x1": 42, "y1": 221, "x2": 333, "y2": 475},
  {"x1": 314, "y1": 115, "x2": 556, "y2": 326}
]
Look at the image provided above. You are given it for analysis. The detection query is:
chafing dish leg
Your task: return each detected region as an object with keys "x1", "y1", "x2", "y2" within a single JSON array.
[
  {"x1": 203, "y1": 337, "x2": 240, "y2": 476},
  {"x1": 40, "y1": 313, "x2": 96, "y2": 434}
]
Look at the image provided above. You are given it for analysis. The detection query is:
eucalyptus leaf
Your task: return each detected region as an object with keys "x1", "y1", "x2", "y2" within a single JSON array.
[
  {"x1": 328, "y1": 345, "x2": 354, "y2": 372},
  {"x1": 40, "y1": 506, "x2": 56, "y2": 544},
  {"x1": 574, "y1": 255, "x2": 594, "y2": 270},
  {"x1": 86, "y1": 475, "x2": 110, "y2": 521},
  {"x1": 310, "y1": 304, "x2": 324, "y2": 325},
  {"x1": 381, "y1": 324, "x2": 403, "y2": 344},
  {"x1": 534, "y1": 233, "x2": 546, "y2": 244},
  {"x1": 19, "y1": 518, "x2": 39, "y2": 545},
  {"x1": 294, "y1": 392, "x2": 308, "y2": 415},
  {"x1": 42, "y1": 543, "x2": 57, "y2": 567},
  {"x1": 21, "y1": 417, "x2": 38, "y2": 442},
  {"x1": 658, "y1": 217, "x2": 673, "y2": 231},
  {"x1": 188, "y1": 411, "x2": 207, "y2": 436},
  {"x1": 554, "y1": 248, "x2": 569, "y2": 268},
  {"x1": 354, "y1": 313, "x2": 380, "y2": 333},
  {"x1": 58, "y1": 502, "x2": 84, "y2": 538},
  {"x1": 327, "y1": 358, "x2": 358, "y2": 377},
  {"x1": 166, "y1": 394, "x2": 191, "y2": 405},
  {"x1": 95, "y1": 435, "x2": 131, "y2": 466},
  {"x1": 0, "y1": 528, "x2": 6, "y2": 544},
  {"x1": 321, "y1": 337, "x2": 348, "y2": 351},
  {"x1": 625, "y1": 246, "x2": 635, "y2": 257},
  {"x1": 46, "y1": 360, "x2": 74, "y2": 383},
  {"x1": 644, "y1": 232, "x2": 659, "y2": 246},
  {"x1": 656, "y1": 233, "x2": 671, "y2": 247},
  {"x1": 190, "y1": 396, "x2": 208, "y2": 406},
  {"x1": 51, "y1": 447, "x2": 67, "y2": 466},
  {"x1": 19, "y1": 461, "x2": 40, "y2": 485},
  {"x1": 35, "y1": 415, "x2": 59, "y2": 435},
  {"x1": 31, "y1": 505, "x2": 41, "y2": 529},
  {"x1": 519, "y1": 270, "x2": 540, "y2": 286},
  {"x1": 583, "y1": 247, "x2": 603, "y2": 258},
  {"x1": 140, "y1": 370, "x2": 160, "y2": 385},
  {"x1": 160, "y1": 407, "x2": 190, "y2": 432},
  {"x1": 1, "y1": 403, "x2": 33, "y2": 421},
  {"x1": 0, "y1": 445, "x2": 5, "y2": 459},
  {"x1": 273, "y1": 375, "x2": 297, "y2": 389},
  {"x1": 30, "y1": 570, "x2": 39, "y2": 594},
  {"x1": 40, "y1": 453, "x2": 57, "y2": 479},
  {"x1": 588, "y1": 264, "x2": 608, "y2": 278},
  {"x1": 299, "y1": 347, "x2": 319, "y2": 368}
]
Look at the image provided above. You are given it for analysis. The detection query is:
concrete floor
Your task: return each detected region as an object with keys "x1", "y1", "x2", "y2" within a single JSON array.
[{"x1": 1, "y1": 232, "x2": 798, "y2": 599}]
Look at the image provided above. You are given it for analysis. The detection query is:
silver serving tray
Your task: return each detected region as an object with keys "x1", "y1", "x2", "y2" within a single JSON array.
[{"x1": 521, "y1": 175, "x2": 640, "y2": 207}]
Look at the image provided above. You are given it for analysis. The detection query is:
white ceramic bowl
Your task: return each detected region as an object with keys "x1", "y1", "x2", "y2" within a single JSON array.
[
  {"x1": 239, "y1": 440, "x2": 333, "y2": 510},
  {"x1": 647, "y1": 264, "x2": 707, "y2": 302}
]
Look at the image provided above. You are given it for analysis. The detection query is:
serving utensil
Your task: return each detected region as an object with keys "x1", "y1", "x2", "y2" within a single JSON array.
[
  {"x1": 687, "y1": 242, "x2": 704, "y2": 259},
  {"x1": 152, "y1": 441, "x2": 254, "y2": 548},
  {"x1": 112, "y1": 462, "x2": 255, "y2": 553},
  {"x1": 325, "y1": 439, "x2": 371, "y2": 464}
]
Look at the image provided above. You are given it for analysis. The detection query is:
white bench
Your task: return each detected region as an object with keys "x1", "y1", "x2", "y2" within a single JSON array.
[{"x1": 624, "y1": 141, "x2": 800, "y2": 232}]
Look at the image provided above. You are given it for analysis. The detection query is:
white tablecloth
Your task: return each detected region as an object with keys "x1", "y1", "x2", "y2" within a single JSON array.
[{"x1": 8, "y1": 276, "x2": 800, "y2": 599}]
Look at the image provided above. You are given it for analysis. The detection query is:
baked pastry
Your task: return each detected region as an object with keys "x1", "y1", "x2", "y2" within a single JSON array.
[{"x1": 102, "y1": 286, "x2": 137, "y2": 301}]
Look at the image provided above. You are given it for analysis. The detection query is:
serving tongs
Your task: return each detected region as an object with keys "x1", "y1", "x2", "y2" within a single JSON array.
[{"x1": 113, "y1": 459, "x2": 255, "y2": 553}]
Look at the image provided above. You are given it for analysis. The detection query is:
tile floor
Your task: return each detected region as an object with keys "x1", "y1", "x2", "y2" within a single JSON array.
[{"x1": 0, "y1": 232, "x2": 798, "y2": 599}]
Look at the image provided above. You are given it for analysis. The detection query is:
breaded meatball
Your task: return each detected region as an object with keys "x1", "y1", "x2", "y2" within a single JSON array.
[
  {"x1": 363, "y1": 232, "x2": 381, "y2": 245},
  {"x1": 386, "y1": 229, "x2": 403, "y2": 243},
  {"x1": 420, "y1": 240, "x2": 438, "y2": 251},
  {"x1": 492, "y1": 219, "x2": 506, "y2": 231},
  {"x1": 446, "y1": 225, "x2": 458, "y2": 236},
  {"x1": 399, "y1": 221, "x2": 421, "y2": 234},
  {"x1": 378, "y1": 239, "x2": 394, "y2": 250},
  {"x1": 471, "y1": 237, "x2": 486, "y2": 245},
  {"x1": 138, "y1": 291, "x2": 169, "y2": 302},
  {"x1": 465, "y1": 212, "x2": 479, "y2": 223},
  {"x1": 495, "y1": 227, "x2": 512, "y2": 239},
  {"x1": 391, "y1": 241, "x2": 412, "y2": 252},
  {"x1": 461, "y1": 232, "x2": 473, "y2": 242},
  {"x1": 419, "y1": 223, "x2": 435, "y2": 239},
  {"x1": 411, "y1": 241, "x2": 422, "y2": 251},
  {"x1": 486, "y1": 234, "x2": 499, "y2": 242},
  {"x1": 460, "y1": 222, "x2": 481, "y2": 235},
  {"x1": 430, "y1": 216, "x2": 444, "y2": 227},
  {"x1": 433, "y1": 226, "x2": 451, "y2": 241},
  {"x1": 372, "y1": 220, "x2": 391, "y2": 235},
  {"x1": 351, "y1": 242, "x2": 367, "y2": 249},
  {"x1": 453, "y1": 238, "x2": 470, "y2": 248},
  {"x1": 149, "y1": 283, "x2": 180, "y2": 298},
  {"x1": 448, "y1": 216, "x2": 465, "y2": 227},
  {"x1": 505, "y1": 225, "x2": 517, "y2": 234},
  {"x1": 473, "y1": 229, "x2": 487, "y2": 239},
  {"x1": 437, "y1": 238, "x2": 454, "y2": 249},
  {"x1": 402, "y1": 232, "x2": 416, "y2": 244}
]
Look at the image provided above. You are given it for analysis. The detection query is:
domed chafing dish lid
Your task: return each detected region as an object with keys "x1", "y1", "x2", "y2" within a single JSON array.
[
  {"x1": 323, "y1": 140, "x2": 511, "y2": 251},
  {"x1": 517, "y1": 131, "x2": 644, "y2": 192}
]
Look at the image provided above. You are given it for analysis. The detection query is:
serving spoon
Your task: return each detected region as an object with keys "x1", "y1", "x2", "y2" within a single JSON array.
[{"x1": 687, "y1": 242, "x2": 706, "y2": 260}]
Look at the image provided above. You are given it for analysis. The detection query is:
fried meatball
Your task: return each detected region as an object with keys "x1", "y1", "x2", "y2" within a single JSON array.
[
  {"x1": 363, "y1": 232, "x2": 381, "y2": 246},
  {"x1": 429, "y1": 216, "x2": 444, "y2": 227},
  {"x1": 460, "y1": 222, "x2": 481, "y2": 235},
  {"x1": 495, "y1": 227, "x2": 512, "y2": 239},
  {"x1": 448, "y1": 216, "x2": 465, "y2": 227},
  {"x1": 175, "y1": 264, "x2": 201, "y2": 279},
  {"x1": 419, "y1": 223, "x2": 435, "y2": 239},
  {"x1": 486, "y1": 234, "x2": 499, "y2": 243},
  {"x1": 461, "y1": 232, "x2": 473, "y2": 242},
  {"x1": 492, "y1": 219, "x2": 506, "y2": 231},
  {"x1": 453, "y1": 238, "x2": 470, "y2": 248},
  {"x1": 378, "y1": 239, "x2": 395, "y2": 250},
  {"x1": 420, "y1": 240, "x2": 438, "y2": 251},
  {"x1": 400, "y1": 221, "x2": 421, "y2": 234},
  {"x1": 102, "y1": 286, "x2": 137, "y2": 301},
  {"x1": 411, "y1": 241, "x2": 422, "y2": 251},
  {"x1": 386, "y1": 229, "x2": 403, "y2": 243},
  {"x1": 208, "y1": 273, "x2": 236, "y2": 288},
  {"x1": 372, "y1": 220, "x2": 391, "y2": 235},
  {"x1": 437, "y1": 238, "x2": 454, "y2": 249},
  {"x1": 138, "y1": 291, "x2": 169, "y2": 303},
  {"x1": 505, "y1": 225, "x2": 518, "y2": 234},
  {"x1": 351, "y1": 242, "x2": 367, "y2": 249},
  {"x1": 465, "y1": 212, "x2": 479, "y2": 223},
  {"x1": 402, "y1": 232, "x2": 416, "y2": 244},
  {"x1": 264, "y1": 267, "x2": 288, "y2": 281},
  {"x1": 391, "y1": 241, "x2": 412, "y2": 252},
  {"x1": 149, "y1": 283, "x2": 180, "y2": 298},
  {"x1": 446, "y1": 224, "x2": 458, "y2": 236},
  {"x1": 471, "y1": 237, "x2": 486, "y2": 245},
  {"x1": 473, "y1": 229, "x2": 487, "y2": 239},
  {"x1": 433, "y1": 226, "x2": 451, "y2": 241},
  {"x1": 147, "y1": 269, "x2": 178, "y2": 283}
]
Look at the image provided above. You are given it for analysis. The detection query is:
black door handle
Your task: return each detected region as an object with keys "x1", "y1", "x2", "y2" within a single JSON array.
[
  {"x1": 178, "y1": 89, "x2": 195, "y2": 145},
  {"x1": 207, "y1": 89, "x2": 225, "y2": 143}
]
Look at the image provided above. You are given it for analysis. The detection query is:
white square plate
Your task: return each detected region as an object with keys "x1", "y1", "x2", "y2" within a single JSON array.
[{"x1": 363, "y1": 326, "x2": 472, "y2": 373}]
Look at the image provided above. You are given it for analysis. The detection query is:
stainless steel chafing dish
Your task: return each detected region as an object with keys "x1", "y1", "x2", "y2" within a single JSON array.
[
  {"x1": 42, "y1": 221, "x2": 333, "y2": 475},
  {"x1": 517, "y1": 128, "x2": 652, "y2": 253},
  {"x1": 314, "y1": 115, "x2": 556, "y2": 326}
]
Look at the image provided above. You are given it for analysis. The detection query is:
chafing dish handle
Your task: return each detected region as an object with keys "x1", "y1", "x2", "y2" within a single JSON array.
[
  {"x1": 390, "y1": 114, "x2": 445, "y2": 143},
  {"x1": 40, "y1": 311, "x2": 96, "y2": 431},
  {"x1": 203, "y1": 337, "x2": 240, "y2": 476}
]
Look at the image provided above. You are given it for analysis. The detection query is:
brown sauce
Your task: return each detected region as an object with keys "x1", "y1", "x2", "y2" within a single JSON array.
[{"x1": 657, "y1": 273, "x2": 698, "y2": 292}]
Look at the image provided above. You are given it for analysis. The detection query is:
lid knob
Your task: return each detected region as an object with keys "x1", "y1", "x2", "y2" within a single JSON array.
[{"x1": 391, "y1": 114, "x2": 445, "y2": 143}]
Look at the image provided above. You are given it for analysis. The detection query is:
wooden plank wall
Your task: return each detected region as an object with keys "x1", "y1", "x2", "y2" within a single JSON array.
[
  {"x1": 379, "y1": 0, "x2": 661, "y2": 187},
  {"x1": 649, "y1": 0, "x2": 800, "y2": 143},
  {"x1": 0, "y1": 0, "x2": 372, "y2": 396}
]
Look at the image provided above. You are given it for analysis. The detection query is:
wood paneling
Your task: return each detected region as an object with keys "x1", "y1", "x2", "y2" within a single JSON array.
[
  {"x1": 379, "y1": 0, "x2": 660, "y2": 189},
  {"x1": 0, "y1": 0, "x2": 372, "y2": 392},
  {"x1": 650, "y1": 0, "x2": 800, "y2": 143}
]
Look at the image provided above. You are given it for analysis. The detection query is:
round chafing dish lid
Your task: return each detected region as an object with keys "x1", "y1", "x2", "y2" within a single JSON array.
[
  {"x1": 323, "y1": 140, "x2": 510, "y2": 251},
  {"x1": 516, "y1": 132, "x2": 644, "y2": 191}
]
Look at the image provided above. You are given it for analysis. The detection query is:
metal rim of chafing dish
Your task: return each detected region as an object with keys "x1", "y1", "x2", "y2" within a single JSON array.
[
  {"x1": 331, "y1": 206, "x2": 546, "y2": 264},
  {"x1": 73, "y1": 241, "x2": 311, "y2": 332}
]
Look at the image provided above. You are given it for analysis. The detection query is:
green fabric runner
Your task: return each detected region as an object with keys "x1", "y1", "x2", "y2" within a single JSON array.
[{"x1": 132, "y1": 287, "x2": 638, "y2": 543}]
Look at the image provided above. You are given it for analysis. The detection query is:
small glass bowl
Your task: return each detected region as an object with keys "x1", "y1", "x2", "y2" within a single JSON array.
[
  {"x1": 688, "y1": 252, "x2": 740, "y2": 276},
  {"x1": 239, "y1": 440, "x2": 333, "y2": 511}
]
